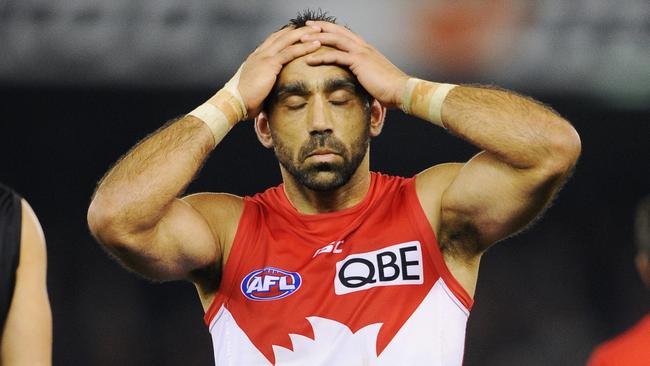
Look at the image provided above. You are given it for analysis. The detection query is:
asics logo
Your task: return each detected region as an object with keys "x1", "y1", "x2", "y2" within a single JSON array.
[{"x1": 313, "y1": 240, "x2": 344, "y2": 258}]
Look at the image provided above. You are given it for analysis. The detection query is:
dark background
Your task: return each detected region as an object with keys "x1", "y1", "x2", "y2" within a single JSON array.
[{"x1": 1, "y1": 84, "x2": 648, "y2": 365}]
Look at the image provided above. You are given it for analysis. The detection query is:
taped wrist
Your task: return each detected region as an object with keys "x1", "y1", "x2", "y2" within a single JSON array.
[
  {"x1": 187, "y1": 65, "x2": 248, "y2": 146},
  {"x1": 399, "y1": 78, "x2": 457, "y2": 128}
]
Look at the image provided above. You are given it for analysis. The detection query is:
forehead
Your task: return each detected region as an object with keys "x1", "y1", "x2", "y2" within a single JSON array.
[{"x1": 276, "y1": 46, "x2": 354, "y2": 87}]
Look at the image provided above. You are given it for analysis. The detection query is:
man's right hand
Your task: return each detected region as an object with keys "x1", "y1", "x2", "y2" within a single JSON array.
[{"x1": 236, "y1": 25, "x2": 323, "y2": 118}]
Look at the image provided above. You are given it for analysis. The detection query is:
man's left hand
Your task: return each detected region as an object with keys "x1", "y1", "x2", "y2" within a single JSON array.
[{"x1": 300, "y1": 20, "x2": 409, "y2": 108}]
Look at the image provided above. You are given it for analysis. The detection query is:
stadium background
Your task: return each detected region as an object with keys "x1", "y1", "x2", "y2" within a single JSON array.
[{"x1": 1, "y1": 1, "x2": 649, "y2": 365}]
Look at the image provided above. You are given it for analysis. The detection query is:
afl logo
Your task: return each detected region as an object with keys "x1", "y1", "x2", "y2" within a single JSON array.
[{"x1": 241, "y1": 267, "x2": 302, "y2": 301}]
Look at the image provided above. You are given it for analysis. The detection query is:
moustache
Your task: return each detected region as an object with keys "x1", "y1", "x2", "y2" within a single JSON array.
[{"x1": 298, "y1": 133, "x2": 348, "y2": 161}]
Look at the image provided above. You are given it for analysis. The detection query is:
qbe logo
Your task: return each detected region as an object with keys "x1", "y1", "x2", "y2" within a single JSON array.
[
  {"x1": 335, "y1": 241, "x2": 423, "y2": 295},
  {"x1": 241, "y1": 267, "x2": 302, "y2": 301}
]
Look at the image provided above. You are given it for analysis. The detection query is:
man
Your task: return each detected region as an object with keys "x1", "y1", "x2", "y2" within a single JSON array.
[
  {"x1": 1, "y1": 183, "x2": 52, "y2": 366},
  {"x1": 87, "y1": 10, "x2": 581, "y2": 365},
  {"x1": 587, "y1": 196, "x2": 650, "y2": 366}
]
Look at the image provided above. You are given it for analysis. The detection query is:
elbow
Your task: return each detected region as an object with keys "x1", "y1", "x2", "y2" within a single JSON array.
[
  {"x1": 540, "y1": 118, "x2": 581, "y2": 176},
  {"x1": 87, "y1": 196, "x2": 133, "y2": 249}
]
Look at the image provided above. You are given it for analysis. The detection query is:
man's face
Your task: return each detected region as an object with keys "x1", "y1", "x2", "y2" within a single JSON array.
[{"x1": 266, "y1": 47, "x2": 371, "y2": 191}]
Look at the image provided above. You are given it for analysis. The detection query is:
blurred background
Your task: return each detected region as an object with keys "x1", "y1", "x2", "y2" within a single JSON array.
[{"x1": 1, "y1": 0, "x2": 649, "y2": 365}]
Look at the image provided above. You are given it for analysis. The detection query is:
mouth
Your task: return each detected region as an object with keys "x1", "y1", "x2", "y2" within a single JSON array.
[
  {"x1": 307, "y1": 149, "x2": 338, "y2": 157},
  {"x1": 305, "y1": 149, "x2": 341, "y2": 163}
]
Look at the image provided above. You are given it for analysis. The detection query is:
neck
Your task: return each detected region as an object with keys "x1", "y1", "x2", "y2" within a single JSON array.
[{"x1": 281, "y1": 155, "x2": 371, "y2": 214}]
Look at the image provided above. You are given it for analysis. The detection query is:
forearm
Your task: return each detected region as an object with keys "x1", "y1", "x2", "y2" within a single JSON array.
[
  {"x1": 443, "y1": 85, "x2": 580, "y2": 170},
  {"x1": 88, "y1": 71, "x2": 248, "y2": 236},
  {"x1": 403, "y1": 81, "x2": 581, "y2": 171},
  {"x1": 89, "y1": 116, "x2": 216, "y2": 234}
]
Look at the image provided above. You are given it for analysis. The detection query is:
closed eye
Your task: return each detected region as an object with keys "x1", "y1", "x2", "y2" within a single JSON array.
[
  {"x1": 330, "y1": 99, "x2": 350, "y2": 106},
  {"x1": 286, "y1": 103, "x2": 307, "y2": 110},
  {"x1": 328, "y1": 89, "x2": 353, "y2": 107},
  {"x1": 284, "y1": 95, "x2": 307, "y2": 110}
]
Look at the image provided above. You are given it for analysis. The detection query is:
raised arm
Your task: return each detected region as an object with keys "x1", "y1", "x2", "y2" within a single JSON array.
[
  {"x1": 87, "y1": 25, "x2": 324, "y2": 282},
  {"x1": 87, "y1": 116, "x2": 230, "y2": 281},
  {"x1": 421, "y1": 85, "x2": 581, "y2": 256},
  {"x1": 302, "y1": 20, "x2": 581, "y2": 259}
]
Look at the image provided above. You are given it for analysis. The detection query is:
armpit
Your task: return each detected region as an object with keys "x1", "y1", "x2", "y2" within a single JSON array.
[{"x1": 438, "y1": 216, "x2": 482, "y2": 261}]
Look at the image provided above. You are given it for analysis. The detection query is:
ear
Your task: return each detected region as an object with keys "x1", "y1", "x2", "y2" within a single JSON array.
[
  {"x1": 254, "y1": 111, "x2": 274, "y2": 149},
  {"x1": 369, "y1": 99, "x2": 386, "y2": 137},
  {"x1": 635, "y1": 252, "x2": 650, "y2": 288}
]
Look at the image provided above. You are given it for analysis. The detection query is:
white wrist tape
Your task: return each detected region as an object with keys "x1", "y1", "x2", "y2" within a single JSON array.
[
  {"x1": 187, "y1": 103, "x2": 232, "y2": 147},
  {"x1": 222, "y1": 64, "x2": 248, "y2": 120},
  {"x1": 428, "y1": 83, "x2": 457, "y2": 127},
  {"x1": 186, "y1": 63, "x2": 248, "y2": 146},
  {"x1": 399, "y1": 77, "x2": 457, "y2": 128},
  {"x1": 400, "y1": 77, "x2": 421, "y2": 115}
]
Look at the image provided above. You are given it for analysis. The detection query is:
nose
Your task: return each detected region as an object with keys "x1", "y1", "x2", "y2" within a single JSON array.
[{"x1": 309, "y1": 95, "x2": 333, "y2": 134}]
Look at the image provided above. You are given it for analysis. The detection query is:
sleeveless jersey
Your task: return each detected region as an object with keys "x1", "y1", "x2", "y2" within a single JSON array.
[
  {"x1": 0, "y1": 183, "x2": 22, "y2": 332},
  {"x1": 204, "y1": 172, "x2": 473, "y2": 365},
  {"x1": 587, "y1": 314, "x2": 650, "y2": 366}
]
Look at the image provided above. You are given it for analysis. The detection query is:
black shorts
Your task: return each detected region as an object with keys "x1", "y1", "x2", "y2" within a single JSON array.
[{"x1": 0, "y1": 183, "x2": 21, "y2": 331}]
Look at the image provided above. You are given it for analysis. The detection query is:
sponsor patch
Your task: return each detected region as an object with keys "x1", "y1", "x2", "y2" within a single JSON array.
[
  {"x1": 241, "y1": 267, "x2": 302, "y2": 301},
  {"x1": 335, "y1": 241, "x2": 423, "y2": 295}
]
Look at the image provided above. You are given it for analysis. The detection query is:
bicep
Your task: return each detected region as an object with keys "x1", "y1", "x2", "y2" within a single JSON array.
[
  {"x1": 1, "y1": 200, "x2": 52, "y2": 365},
  {"x1": 441, "y1": 151, "x2": 566, "y2": 253},
  {"x1": 105, "y1": 193, "x2": 245, "y2": 282},
  {"x1": 105, "y1": 198, "x2": 220, "y2": 281}
]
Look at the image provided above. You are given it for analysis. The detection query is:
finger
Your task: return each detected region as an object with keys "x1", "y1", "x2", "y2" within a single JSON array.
[
  {"x1": 276, "y1": 41, "x2": 322, "y2": 65},
  {"x1": 305, "y1": 20, "x2": 365, "y2": 44},
  {"x1": 301, "y1": 32, "x2": 357, "y2": 52},
  {"x1": 266, "y1": 25, "x2": 322, "y2": 55},
  {"x1": 305, "y1": 49, "x2": 354, "y2": 67},
  {"x1": 257, "y1": 27, "x2": 294, "y2": 50}
]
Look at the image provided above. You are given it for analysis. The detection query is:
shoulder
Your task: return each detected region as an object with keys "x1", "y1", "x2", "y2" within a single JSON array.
[
  {"x1": 182, "y1": 192, "x2": 245, "y2": 229},
  {"x1": 588, "y1": 317, "x2": 650, "y2": 365},
  {"x1": 0, "y1": 183, "x2": 21, "y2": 214},
  {"x1": 19, "y1": 199, "x2": 46, "y2": 262},
  {"x1": 20, "y1": 199, "x2": 43, "y2": 236},
  {"x1": 181, "y1": 193, "x2": 245, "y2": 278},
  {"x1": 0, "y1": 184, "x2": 22, "y2": 245},
  {"x1": 415, "y1": 163, "x2": 464, "y2": 194},
  {"x1": 413, "y1": 163, "x2": 464, "y2": 225},
  {"x1": 370, "y1": 172, "x2": 411, "y2": 191},
  {"x1": 182, "y1": 183, "x2": 287, "y2": 222}
]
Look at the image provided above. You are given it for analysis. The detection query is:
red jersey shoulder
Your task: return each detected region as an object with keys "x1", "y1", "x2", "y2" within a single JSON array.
[{"x1": 588, "y1": 315, "x2": 650, "y2": 366}]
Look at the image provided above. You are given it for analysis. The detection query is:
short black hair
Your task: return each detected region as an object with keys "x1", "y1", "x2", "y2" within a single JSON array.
[
  {"x1": 282, "y1": 8, "x2": 338, "y2": 29},
  {"x1": 636, "y1": 195, "x2": 650, "y2": 255},
  {"x1": 263, "y1": 9, "x2": 372, "y2": 116}
]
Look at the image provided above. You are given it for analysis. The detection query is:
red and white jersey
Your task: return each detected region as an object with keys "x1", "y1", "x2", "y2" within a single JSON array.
[{"x1": 204, "y1": 172, "x2": 473, "y2": 365}]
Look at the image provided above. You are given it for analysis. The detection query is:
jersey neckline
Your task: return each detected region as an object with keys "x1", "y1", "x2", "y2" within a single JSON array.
[{"x1": 275, "y1": 172, "x2": 379, "y2": 222}]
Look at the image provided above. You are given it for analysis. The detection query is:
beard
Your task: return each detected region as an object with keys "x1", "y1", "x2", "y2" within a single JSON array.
[{"x1": 272, "y1": 126, "x2": 370, "y2": 192}]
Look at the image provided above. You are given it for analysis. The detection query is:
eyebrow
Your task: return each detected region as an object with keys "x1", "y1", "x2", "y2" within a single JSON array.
[
  {"x1": 323, "y1": 77, "x2": 357, "y2": 94},
  {"x1": 273, "y1": 76, "x2": 359, "y2": 102},
  {"x1": 275, "y1": 81, "x2": 310, "y2": 101}
]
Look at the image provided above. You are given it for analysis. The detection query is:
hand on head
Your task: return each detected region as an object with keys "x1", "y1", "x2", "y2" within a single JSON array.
[
  {"x1": 232, "y1": 20, "x2": 409, "y2": 122},
  {"x1": 236, "y1": 25, "x2": 323, "y2": 118},
  {"x1": 299, "y1": 20, "x2": 409, "y2": 108}
]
